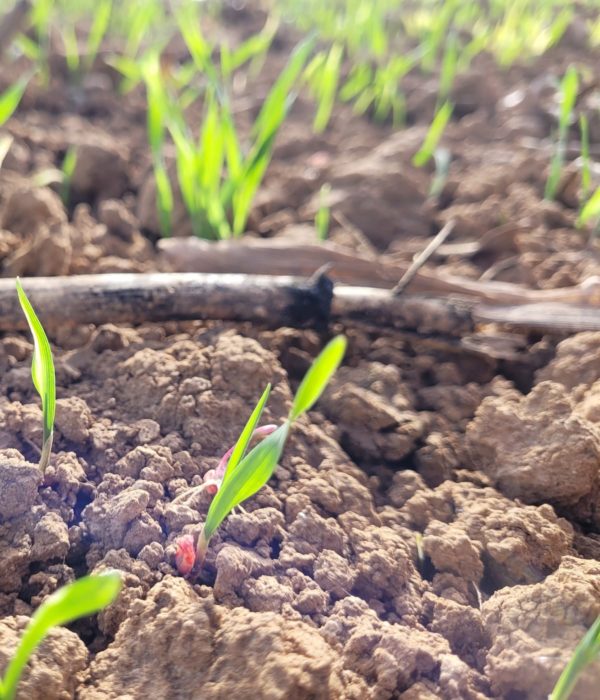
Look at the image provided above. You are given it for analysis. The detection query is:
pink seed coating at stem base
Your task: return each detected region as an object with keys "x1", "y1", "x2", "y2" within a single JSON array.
[{"x1": 174, "y1": 534, "x2": 196, "y2": 576}]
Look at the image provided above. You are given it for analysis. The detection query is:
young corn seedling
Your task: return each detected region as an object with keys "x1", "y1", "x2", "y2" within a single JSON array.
[
  {"x1": 549, "y1": 615, "x2": 600, "y2": 700},
  {"x1": 0, "y1": 572, "x2": 120, "y2": 700},
  {"x1": 141, "y1": 51, "x2": 174, "y2": 237},
  {"x1": 175, "y1": 423, "x2": 277, "y2": 576},
  {"x1": 16, "y1": 278, "x2": 55, "y2": 472},
  {"x1": 60, "y1": 146, "x2": 77, "y2": 206},
  {"x1": 315, "y1": 183, "x2": 331, "y2": 241},
  {"x1": 577, "y1": 186, "x2": 600, "y2": 240},
  {"x1": 579, "y1": 114, "x2": 591, "y2": 204},
  {"x1": 0, "y1": 73, "x2": 31, "y2": 128},
  {"x1": 166, "y1": 35, "x2": 314, "y2": 239},
  {"x1": 60, "y1": 0, "x2": 113, "y2": 81},
  {"x1": 413, "y1": 100, "x2": 453, "y2": 168},
  {"x1": 305, "y1": 42, "x2": 344, "y2": 133},
  {"x1": 179, "y1": 335, "x2": 346, "y2": 573},
  {"x1": 545, "y1": 66, "x2": 578, "y2": 201}
]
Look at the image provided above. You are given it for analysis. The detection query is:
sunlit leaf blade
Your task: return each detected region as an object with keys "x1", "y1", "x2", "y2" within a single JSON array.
[
  {"x1": 1, "y1": 573, "x2": 121, "y2": 700},
  {"x1": 312, "y1": 42, "x2": 343, "y2": 133},
  {"x1": 203, "y1": 422, "x2": 290, "y2": 541},
  {"x1": 85, "y1": 0, "x2": 112, "y2": 71},
  {"x1": 412, "y1": 101, "x2": 453, "y2": 168},
  {"x1": 289, "y1": 335, "x2": 346, "y2": 421},
  {"x1": 549, "y1": 615, "x2": 600, "y2": 700},
  {"x1": 578, "y1": 186, "x2": 600, "y2": 227},
  {"x1": 220, "y1": 383, "x2": 271, "y2": 489},
  {"x1": 16, "y1": 278, "x2": 56, "y2": 470},
  {"x1": 559, "y1": 66, "x2": 578, "y2": 128},
  {"x1": 0, "y1": 75, "x2": 30, "y2": 127}
]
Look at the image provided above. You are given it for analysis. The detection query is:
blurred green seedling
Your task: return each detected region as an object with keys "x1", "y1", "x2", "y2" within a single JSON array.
[
  {"x1": 0, "y1": 73, "x2": 31, "y2": 128},
  {"x1": 579, "y1": 114, "x2": 591, "y2": 202},
  {"x1": 16, "y1": 278, "x2": 56, "y2": 472},
  {"x1": 549, "y1": 615, "x2": 600, "y2": 700},
  {"x1": 545, "y1": 66, "x2": 578, "y2": 201},
  {"x1": 0, "y1": 573, "x2": 121, "y2": 700},
  {"x1": 165, "y1": 34, "x2": 314, "y2": 239},
  {"x1": 413, "y1": 100, "x2": 453, "y2": 168},
  {"x1": 315, "y1": 183, "x2": 331, "y2": 241},
  {"x1": 192, "y1": 335, "x2": 347, "y2": 568}
]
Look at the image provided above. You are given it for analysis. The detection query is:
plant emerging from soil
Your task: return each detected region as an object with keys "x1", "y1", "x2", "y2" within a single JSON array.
[
  {"x1": 0, "y1": 572, "x2": 121, "y2": 700},
  {"x1": 545, "y1": 65, "x2": 578, "y2": 201},
  {"x1": 413, "y1": 100, "x2": 453, "y2": 168},
  {"x1": 15, "y1": 278, "x2": 56, "y2": 472},
  {"x1": 549, "y1": 614, "x2": 600, "y2": 700},
  {"x1": 176, "y1": 335, "x2": 347, "y2": 573},
  {"x1": 138, "y1": 4, "x2": 312, "y2": 239}
]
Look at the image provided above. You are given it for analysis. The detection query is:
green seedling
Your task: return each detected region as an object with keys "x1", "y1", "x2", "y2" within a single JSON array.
[
  {"x1": 549, "y1": 615, "x2": 600, "y2": 700},
  {"x1": 16, "y1": 278, "x2": 55, "y2": 472},
  {"x1": 579, "y1": 114, "x2": 591, "y2": 202},
  {"x1": 183, "y1": 335, "x2": 346, "y2": 571},
  {"x1": 545, "y1": 66, "x2": 578, "y2": 201},
  {"x1": 413, "y1": 101, "x2": 453, "y2": 168},
  {"x1": 305, "y1": 42, "x2": 344, "y2": 133},
  {"x1": 141, "y1": 52, "x2": 173, "y2": 236},
  {"x1": 0, "y1": 74, "x2": 31, "y2": 127},
  {"x1": 315, "y1": 183, "x2": 331, "y2": 241},
  {"x1": 0, "y1": 572, "x2": 121, "y2": 700},
  {"x1": 163, "y1": 35, "x2": 313, "y2": 239},
  {"x1": 60, "y1": 146, "x2": 77, "y2": 206},
  {"x1": 577, "y1": 186, "x2": 600, "y2": 240},
  {"x1": 60, "y1": 0, "x2": 112, "y2": 80},
  {"x1": 438, "y1": 31, "x2": 459, "y2": 103}
]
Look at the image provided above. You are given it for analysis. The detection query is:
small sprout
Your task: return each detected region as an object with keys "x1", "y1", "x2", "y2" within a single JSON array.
[
  {"x1": 578, "y1": 186, "x2": 600, "y2": 235},
  {"x1": 412, "y1": 101, "x2": 453, "y2": 168},
  {"x1": 174, "y1": 534, "x2": 196, "y2": 576},
  {"x1": 0, "y1": 73, "x2": 31, "y2": 128},
  {"x1": 202, "y1": 423, "x2": 277, "y2": 495},
  {"x1": 16, "y1": 279, "x2": 56, "y2": 472},
  {"x1": 315, "y1": 183, "x2": 331, "y2": 241},
  {"x1": 549, "y1": 615, "x2": 600, "y2": 700},
  {"x1": 579, "y1": 114, "x2": 591, "y2": 202},
  {"x1": 0, "y1": 572, "x2": 121, "y2": 700},
  {"x1": 192, "y1": 335, "x2": 346, "y2": 571},
  {"x1": 60, "y1": 146, "x2": 77, "y2": 207},
  {"x1": 545, "y1": 66, "x2": 578, "y2": 201}
]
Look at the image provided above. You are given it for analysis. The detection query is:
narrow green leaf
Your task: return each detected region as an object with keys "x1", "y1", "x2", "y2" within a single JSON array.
[
  {"x1": 580, "y1": 114, "x2": 591, "y2": 200},
  {"x1": 413, "y1": 101, "x2": 453, "y2": 168},
  {"x1": 578, "y1": 186, "x2": 600, "y2": 227},
  {"x1": 16, "y1": 278, "x2": 56, "y2": 471},
  {"x1": 220, "y1": 383, "x2": 271, "y2": 488},
  {"x1": 549, "y1": 615, "x2": 600, "y2": 700},
  {"x1": 559, "y1": 66, "x2": 578, "y2": 132},
  {"x1": 315, "y1": 183, "x2": 331, "y2": 241},
  {"x1": 312, "y1": 42, "x2": 343, "y2": 133},
  {"x1": 252, "y1": 34, "x2": 315, "y2": 143},
  {"x1": 153, "y1": 159, "x2": 173, "y2": 237},
  {"x1": 1, "y1": 573, "x2": 121, "y2": 700},
  {"x1": 62, "y1": 25, "x2": 80, "y2": 74},
  {"x1": 0, "y1": 75, "x2": 30, "y2": 127},
  {"x1": 85, "y1": 0, "x2": 112, "y2": 71},
  {"x1": 203, "y1": 422, "x2": 290, "y2": 541},
  {"x1": 289, "y1": 335, "x2": 346, "y2": 421}
]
